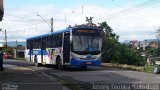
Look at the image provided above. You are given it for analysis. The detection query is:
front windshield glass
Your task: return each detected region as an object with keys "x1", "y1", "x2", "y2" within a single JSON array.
[{"x1": 72, "y1": 35, "x2": 100, "y2": 52}]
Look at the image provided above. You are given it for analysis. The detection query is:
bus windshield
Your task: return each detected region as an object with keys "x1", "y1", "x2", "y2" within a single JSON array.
[{"x1": 72, "y1": 35, "x2": 101, "y2": 52}]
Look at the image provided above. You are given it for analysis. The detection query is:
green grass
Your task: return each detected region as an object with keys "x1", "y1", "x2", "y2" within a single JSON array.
[
  {"x1": 14, "y1": 57, "x2": 25, "y2": 60},
  {"x1": 102, "y1": 63, "x2": 154, "y2": 73},
  {"x1": 143, "y1": 66, "x2": 154, "y2": 73},
  {"x1": 60, "y1": 79, "x2": 81, "y2": 90}
]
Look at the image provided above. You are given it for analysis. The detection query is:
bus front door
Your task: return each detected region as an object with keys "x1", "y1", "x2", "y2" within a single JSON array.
[
  {"x1": 63, "y1": 33, "x2": 70, "y2": 64},
  {"x1": 29, "y1": 44, "x2": 33, "y2": 62}
]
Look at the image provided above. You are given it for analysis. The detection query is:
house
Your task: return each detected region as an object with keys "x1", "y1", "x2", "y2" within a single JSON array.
[
  {"x1": 149, "y1": 41, "x2": 158, "y2": 48},
  {"x1": 15, "y1": 45, "x2": 25, "y2": 58},
  {"x1": 0, "y1": 0, "x2": 4, "y2": 21}
]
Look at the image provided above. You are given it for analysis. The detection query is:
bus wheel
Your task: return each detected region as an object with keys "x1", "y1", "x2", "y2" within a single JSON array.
[
  {"x1": 81, "y1": 66, "x2": 87, "y2": 70},
  {"x1": 56, "y1": 57, "x2": 63, "y2": 70}
]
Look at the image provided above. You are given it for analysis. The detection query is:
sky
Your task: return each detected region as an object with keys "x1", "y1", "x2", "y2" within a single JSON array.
[{"x1": 0, "y1": 0, "x2": 160, "y2": 42}]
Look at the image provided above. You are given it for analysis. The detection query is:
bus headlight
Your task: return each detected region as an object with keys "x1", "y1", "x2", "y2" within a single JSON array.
[
  {"x1": 72, "y1": 54, "x2": 80, "y2": 60},
  {"x1": 97, "y1": 55, "x2": 101, "y2": 60}
]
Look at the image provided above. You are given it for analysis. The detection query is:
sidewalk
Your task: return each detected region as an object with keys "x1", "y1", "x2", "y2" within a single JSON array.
[{"x1": 0, "y1": 64, "x2": 68, "y2": 90}]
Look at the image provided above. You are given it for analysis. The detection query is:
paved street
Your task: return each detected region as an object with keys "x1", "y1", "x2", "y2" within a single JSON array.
[
  {"x1": 1, "y1": 60, "x2": 68, "y2": 90},
  {"x1": 2, "y1": 59, "x2": 160, "y2": 90},
  {"x1": 1, "y1": 0, "x2": 160, "y2": 90}
]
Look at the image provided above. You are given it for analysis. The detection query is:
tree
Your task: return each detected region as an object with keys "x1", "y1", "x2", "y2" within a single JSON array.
[
  {"x1": 85, "y1": 18, "x2": 146, "y2": 66},
  {"x1": 98, "y1": 21, "x2": 145, "y2": 66},
  {"x1": 2, "y1": 46, "x2": 14, "y2": 55},
  {"x1": 98, "y1": 22, "x2": 120, "y2": 63},
  {"x1": 147, "y1": 48, "x2": 160, "y2": 57},
  {"x1": 86, "y1": 17, "x2": 94, "y2": 26}
]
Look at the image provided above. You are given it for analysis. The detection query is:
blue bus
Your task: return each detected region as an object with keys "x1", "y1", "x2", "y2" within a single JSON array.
[{"x1": 25, "y1": 25, "x2": 102, "y2": 69}]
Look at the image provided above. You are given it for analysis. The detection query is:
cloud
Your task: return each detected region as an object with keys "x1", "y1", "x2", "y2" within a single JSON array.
[
  {"x1": 106, "y1": 6, "x2": 160, "y2": 42},
  {"x1": 0, "y1": 4, "x2": 160, "y2": 42}
]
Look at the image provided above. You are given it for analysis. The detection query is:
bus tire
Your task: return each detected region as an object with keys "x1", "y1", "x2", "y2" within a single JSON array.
[{"x1": 56, "y1": 57, "x2": 63, "y2": 70}]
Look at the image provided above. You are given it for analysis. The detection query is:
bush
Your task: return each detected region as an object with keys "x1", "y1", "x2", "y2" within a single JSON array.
[
  {"x1": 99, "y1": 21, "x2": 146, "y2": 66},
  {"x1": 102, "y1": 43, "x2": 146, "y2": 66}
]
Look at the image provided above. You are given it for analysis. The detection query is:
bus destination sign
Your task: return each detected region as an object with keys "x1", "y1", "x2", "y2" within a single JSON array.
[
  {"x1": 76, "y1": 30, "x2": 96, "y2": 33},
  {"x1": 73, "y1": 29, "x2": 100, "y2": 36}
]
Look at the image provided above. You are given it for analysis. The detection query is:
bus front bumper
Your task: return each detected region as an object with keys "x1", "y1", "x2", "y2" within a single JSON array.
[{"x1": 70, "y1": 58, "x2": 101, "y2": 66}]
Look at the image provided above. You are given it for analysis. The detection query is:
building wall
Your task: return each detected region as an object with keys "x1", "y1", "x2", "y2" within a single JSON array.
[
  {"x1": 0, "y1": 0, "x2": 4, "y2": 21},
  {"x1": 150, "y1": 42, "x2": 158, "y2": 48},
  {"x1": 15, "y1": 45, "x2": 25, "y2": 58}
]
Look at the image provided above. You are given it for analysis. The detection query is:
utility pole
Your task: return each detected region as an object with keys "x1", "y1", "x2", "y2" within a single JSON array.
[
  {"x1": 37, "y1": 14, "x2": 53, "y2": 32},
  {"x1": 51, "y1": 17, "x2": 53, "y2": 32},
  {"x1": 0, "y1": 28, "x2": 7, "y2": 47},
  {"x1": 37, "y1": 15, "x2": 54, "y2": 33},
  {"x1": 4, "y1": 30, "x2": 7, "y2": 47}
]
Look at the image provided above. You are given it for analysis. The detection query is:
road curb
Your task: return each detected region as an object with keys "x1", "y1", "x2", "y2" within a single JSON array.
[{"x1": 101, "y1": 63, "x2": 144, "y2": 72}]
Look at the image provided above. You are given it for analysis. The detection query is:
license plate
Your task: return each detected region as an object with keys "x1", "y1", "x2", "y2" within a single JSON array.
[{"x1": 86, "y1": 62, "x2": 92, "y2": 64}]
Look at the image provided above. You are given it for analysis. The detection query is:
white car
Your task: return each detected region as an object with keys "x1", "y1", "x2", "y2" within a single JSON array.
[{"x1": 153, "y1": 61, "x2": 160, "y2": 74}]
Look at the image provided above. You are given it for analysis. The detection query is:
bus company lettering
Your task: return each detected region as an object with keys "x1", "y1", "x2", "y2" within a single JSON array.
[
  {"x1": 47, "y1": 49, "x2": 56, "y2": 60},
  {"x1": 77, "y1": 30, "x2": 95, "y2": 33},
  {"x1": 47, "y1": 48, "x2": 62, "y2": 60}
]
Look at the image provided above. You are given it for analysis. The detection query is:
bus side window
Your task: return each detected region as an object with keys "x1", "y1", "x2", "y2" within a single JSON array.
[
  {"x1": 38, "y1": 38, "x2": 41, "y2": 48},
  {"x1": 41, "y1": 37, "x2": 46, "y2": 50},
  {"x1": 46, "y1": 36, "x2": 50, "y2": 48},
  {"x1": 59, "y1": 34, "x2": 63, "y2": 47},
  {"x1": 51, "y1": 35, "x2": 55, "y2": 47},
  {"x1": 55, "y1": 35, "x2": 58, "y2": 47},
  {"x1": 49, "y1": 36, "x2": 52, "y2": 48},
  {"x1": 52, "y1": 35, "x2": 55, "y2": 40}
]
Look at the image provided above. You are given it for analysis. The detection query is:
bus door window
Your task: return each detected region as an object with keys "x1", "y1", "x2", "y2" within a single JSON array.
[
  {"x1": 41, "y1": 37, "x2": 46, "y2": 63},
  {"x1": 29, "y1": 40, "x2": 33, "y2": 62},
  {"x1": 41, "y1": 37, "x2": 46, "y2": 50},
  {"x1": 63, "y1": 32, "x2": 70, "y2": 63}
]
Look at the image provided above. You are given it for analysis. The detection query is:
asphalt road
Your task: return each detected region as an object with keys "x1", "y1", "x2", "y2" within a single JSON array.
[
  {"x1": 3, "y1": 59, "x2": 160, "y2": 90},
  {"x1": 2, "y1": 59, "x2": 68, "y2": 90}
]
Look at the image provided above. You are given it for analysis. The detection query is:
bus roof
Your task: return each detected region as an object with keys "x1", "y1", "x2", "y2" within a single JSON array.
[
  {"x1": 26, "y1": 25, "x2": 100, "y2": 40},
  {"x1": 26, "y1": 28, "x2": 70, "y2": 40}
]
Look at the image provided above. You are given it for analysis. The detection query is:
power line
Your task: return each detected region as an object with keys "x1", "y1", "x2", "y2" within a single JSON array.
[
  {"x1": 96, "y1": 0, "x2": 158, "y2": 21},
  {"x1": 107, "y1": 0, "x2": 160, "y2": 21},
  {"x1": 94, "y1": 0, "x2": 160, "y2": 22},
  {"x1": 5, "y1": 11, "x2": 50, "y2": 22},
  {"x1": 3, "y1": 19, "x2": 50, "y2": 22},
  {"x1": 5, "y1": 12, "x2": 38, "y2": 20},
  {"x1": 1, "y1": 22, "x2": 46, "y2": 33},
  {"x1": 98, "y1": 0, "x2": 160, "y2": 21},
  {"x1": 31, "y1": 7, "x2": 54, "y2": 32}
]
